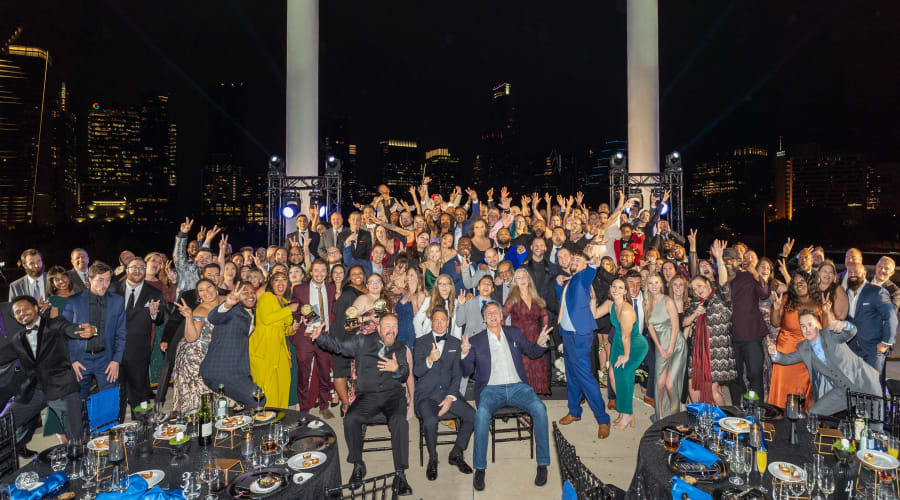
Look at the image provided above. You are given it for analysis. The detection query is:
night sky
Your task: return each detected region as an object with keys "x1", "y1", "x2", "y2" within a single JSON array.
[{"x1": 4, "y1": 0, "x2": 899, "y2": 201}]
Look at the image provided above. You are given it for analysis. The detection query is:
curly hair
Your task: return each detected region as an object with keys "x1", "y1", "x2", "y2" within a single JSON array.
[{"x1": 785, "y1": 270, "x2": 823, "y2": 311}]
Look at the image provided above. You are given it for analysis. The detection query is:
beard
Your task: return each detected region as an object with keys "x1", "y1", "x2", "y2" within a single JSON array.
[
  {"x1": 847, "y1": 277, "x2": 863, "y2": 290},
  {"x1": 26, "y1": 267, "x2": 44, "y2": 278}
]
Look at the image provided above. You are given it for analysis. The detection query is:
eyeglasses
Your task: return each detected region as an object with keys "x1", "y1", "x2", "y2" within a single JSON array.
[
  {"x1": 127, "y1": 266, "x2": 146, "y2": 271},
  {"x1": 366, "y1": 280, "x2": 382, "y2": 285},
  {"x1": 438, "y1": 281, "x2": 452, "y2": 287}
]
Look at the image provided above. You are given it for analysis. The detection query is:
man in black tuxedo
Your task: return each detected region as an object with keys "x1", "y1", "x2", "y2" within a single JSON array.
[
  {"x1": 286, "y1": 213, "x2": 320, "y2": 258},
  {"x1": 338, "y1": 211, "x2": 372, "y2": 261},
  {"x1": 0, "y1": 296, "x2": 95, "y2": 449},
  {"x1": 311, "y1": 315, "x2": 413, "y2": 496},
  {"x1": 413, "y1": 307, "x2": 475, "y2": 481},
  {"x1": 110, "y1": 257, "x2": 163, "y2": 421}
]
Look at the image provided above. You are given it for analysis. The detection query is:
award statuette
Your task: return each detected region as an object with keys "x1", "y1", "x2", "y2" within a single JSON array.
[
  {"x1": 373, "y1": 299, "x2": 388, "y2": 318},
  {"x1": 300, "y1": 304, "x2": 321, "y2": 325},
  {"x1": 345, "y1": 307, "x2": 360, "y2": 330}
]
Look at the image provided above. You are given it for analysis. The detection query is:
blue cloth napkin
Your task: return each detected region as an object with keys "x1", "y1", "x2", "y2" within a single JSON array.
[
  {"x1": 562, "y1": 479, "x2": 578, "y2": 500},
  {"x1": 671, "y1": 477, "x2": 713, "y2": 500},
  {"x1": 685, "y1": 403, "x2": 726, "y2": 421},
  {"x1": 6, "y1": 472, "x2": 68, "y2": 500},
  {"x1": 96, "y1": 476, "x2": 184, "y2": 500},
  {"x1": 676, "y1": 439, "x2": 720, "y2": 467}
]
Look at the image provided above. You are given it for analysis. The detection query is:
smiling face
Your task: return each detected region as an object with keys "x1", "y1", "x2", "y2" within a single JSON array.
[
  {"x1": 12, "y1": 299, "x2": 39, "y2": 327},
  {"x1": 817, "y1": 264, "x2": 835, "y2": 288},
  {"x1": 647, "y1": 275, "x2": 663, "y2": 296},
  {"x1": 146, "y1": 254, "x2": 162, "y2": 278},
  {"x1": 366, "y1": 275, "x2": 384, "y2": 295},
  {"x1": 71, "y1": 249, "x2": 89, "y2": 272},
  {"x1": 791, "y1": 274, "x2": 809, "y2": 297},
  {"x1": 798, "y1": 313, "x2": 821, "y2": 343},
  {"x1": 690, "y1": 277, "x2": 711, "y2": 299},
  {"x1": 742, "y1": 251, "x2": 758, "y2": 272},
  {"x1": 330, "y1": 266, "x2": 344, "y2": 286},
  {"x1": 436, "y1": 276, "x2": 454, "y2": 299},
  {"x1": 198, "y1": 280, "x2": 218, "y2": 304},
  {"x1": 349, "y1": 267, "x2": 365, "y2": 287},
  {"x1": 484, "y1": 249, "x2": 499, "y2": 268},
  {"x1": 125, "y1": 258, "x2": 147, "y2": 284},
  {"x1": 478, "y1": 276, "x2": 494, "y2": 298},
  {"x1": 484, "y1": 302, "x2": 503, "y2": 330},
  {"x1": 875, "y1": 257, "x2": 895, "y2": 283},
  {"x1": 609, "y1": 279, "x2": 627, "y2": 301},
  {"x1": 271, "y1": 275, "x2": 289, "y2": 296},
  {"x1": 377, "y1": 315, "x2": 399, "y2": 346},
  {"x1": 431, "y1": 310, "x2": 449, "y2": 335}
]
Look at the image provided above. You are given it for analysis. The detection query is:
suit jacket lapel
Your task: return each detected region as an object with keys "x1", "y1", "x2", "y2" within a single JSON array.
[{"x1": 19, "y1": 329, "x2": 36, "y2": 362}]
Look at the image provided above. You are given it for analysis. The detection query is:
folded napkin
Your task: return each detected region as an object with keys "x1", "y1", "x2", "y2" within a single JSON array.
[
  {"x1": 562, "y1": 480, "x2": 578, "y2": 500},
  {"x1": 671, "y1": 477, "x2": 713, "y2": 500},
  {"x1": 6, "y1": 472, "x2": 68, "y2": 500},
  {"x1": 676, "y1": 439, "x2": 720, "y2": 467},
  {"x1": 685, "y1": 403, "x2": 726, "y2": 421},
  {"x1": 96, "y1": 476, "x2": 184, "y2": 500}
]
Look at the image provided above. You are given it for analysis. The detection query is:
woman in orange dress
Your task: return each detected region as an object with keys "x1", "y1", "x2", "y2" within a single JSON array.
[{"x1": 767, "y1": 270, "x2": 831, "y2": 409}]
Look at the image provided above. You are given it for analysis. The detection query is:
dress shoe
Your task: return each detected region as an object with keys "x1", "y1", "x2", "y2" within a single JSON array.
[
  {"x1": 607, "y1": 399, "x2": 616, "y2": 411},
  {"x1": 394, "y1": 471, "x2": 413, "y2": 496},
  {"x1": 350, "y1": 461, "x2": 366, "y2": 489},
  {"x1": 598, "y1": 423, "x2": 610, "y2": 439},
  {"x1": 473, "y1": 469, "x2": 486, "y2": 491},
  {"x1": 17, "y1": 447, "x2": 36, "y2": 459},
  {"x1": 643, "y1": 396, "x2": 654, "y2": 407},
  {"x1": 320, "y1": 408, "x2": 335, "y2": 420},
  {"x1": 535, "y1": 465, "x2": 548, "y2": 486},
  {"x1": 426, "y1": 458, "x2": 438, "y2": 481},
  {"x1": 449, "y1": 453, "x2": 473, "y2": 474},
  {"x1": 558, "y1": 414, "x2": 581, "y2": 425}
]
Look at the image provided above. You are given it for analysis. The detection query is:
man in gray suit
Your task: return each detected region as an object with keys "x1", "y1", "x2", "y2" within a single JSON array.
[
  {"x1": 66, "y1": 248, "x2": 90, "y2": 292},
  {"x1": 318, "y1": 212, "x2": 345, "y2": 260},
  {"x1": 768, "y1": 311, "x2": 881, "y2": 416},
  {"x1": 8, "y1": 249, "x2": 48, "y2": 301},
  {"x1": 455, "y1": 276, "x2": 494, "y2": 338}
]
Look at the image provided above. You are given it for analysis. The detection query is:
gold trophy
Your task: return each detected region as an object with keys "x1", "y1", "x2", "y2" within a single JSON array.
[
  {"x1": 373, "y1": 299, "x2": 388, "y2": 319},
  {"x1": 345, "y1": 307, "x2": 360, "y2": 330},
  {"x1": 300, "y1": 303, "x2": 320, "y2": 324}
]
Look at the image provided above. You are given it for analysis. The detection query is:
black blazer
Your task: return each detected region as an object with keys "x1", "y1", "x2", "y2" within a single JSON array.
[
  {"x1": 0, "y1": 316, "x2": 81, "y2": 401},
  {"x1": 338, "y1": 228, "x2": 372, "y2": 261},
  {"x1": 286, "y1": 230, "x2": 320, "y2": 259},
  {"x1": 0, "y1": 302, "x2": 24, "y2": 404},
  {"x1": 413, "y1": 332, "x2": 464, "y2": 402},
  {"x1": 110, "y1": 281, "x2": 165, "y2": 363}
]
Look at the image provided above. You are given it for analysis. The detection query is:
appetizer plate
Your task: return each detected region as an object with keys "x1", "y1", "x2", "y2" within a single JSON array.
[
  {"x1": 287, "y1": 450, "x2": 328, "y2": 471},
  {"x1": 768, "y1": 461, "x2": 805, "y2": 483},
  {"x1": 719, "y1": 417, "x2": 752, "y2": 434},
  {"x1": 134, "y1": 469, "x2": 165, "y2": 489},
  {"x1": 153, "y1": 423, "x2": 186, "y2": 440}
]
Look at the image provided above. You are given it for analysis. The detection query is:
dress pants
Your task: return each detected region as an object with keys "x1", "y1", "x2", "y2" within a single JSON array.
[
  {"x1": 729, "y1": 338, "x2": 765, "y2": 403},
  {"x1": 560, "y1": 330, "x2": 610, "y2": 425},
  {"x1": 473, "y1": 383, "x2": 549, "y2": 471},
  {"x1": 850, "y1": 340, "x2": 878, "y2": 369},
  {"x1": 13, "y1": 389, "x2": 82, "y2": 445},
  {"x1": 642, "y1": 329, "x2": 656, "y2": 400},
  {"x1": 415, "y1": 396, "x2": 475, "y2": 459},
  {"x1": 118, "y1": 356, "x2": 152, "y2": 422},
  {"x1": 295, "y1": 335, "x2": 333, "y2": 412},
  {"x1": 77, "y1": 352, "x2": 115, "y2": 400},
  {"x1": 344, "y1": 387, "x2": 409, "y2": 471}
]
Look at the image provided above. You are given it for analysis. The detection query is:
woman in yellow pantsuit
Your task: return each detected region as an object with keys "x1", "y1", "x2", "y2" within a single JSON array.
[{"x1": 250, "y1": 272, "x2": 299, "y2": 409}]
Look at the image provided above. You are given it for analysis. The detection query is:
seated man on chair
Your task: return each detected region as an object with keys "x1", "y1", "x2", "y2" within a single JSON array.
[
  {"x1": 768, "y1": 311, "x2": 882, "y2": 416},
  {"x1": 310, "y1": 314, "x2": 413, "y2": 496},
  {"x1": 0, "y1": 296, "x2": 96, "y2": 451},
  {"x1": 413, "y1": 306, "x2": 475, "y2": 481},
  {"x1": 460, "y1": 301, "x2": 552, "y2": 492}
]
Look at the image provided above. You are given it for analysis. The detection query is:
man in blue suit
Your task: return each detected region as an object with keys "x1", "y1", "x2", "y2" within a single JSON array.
[
  {"x1": 460, "y1": 301, "x2": 552, "y2": 492},
  {"x1": 554, "y1": 248, "x2": 611, "y2": 439},
  {"x1": 845, "y1": 263, "x2": 898, "y2": 369},
  {"x1": 61, "y1": 261, "x2": 128, "y2": 400}
]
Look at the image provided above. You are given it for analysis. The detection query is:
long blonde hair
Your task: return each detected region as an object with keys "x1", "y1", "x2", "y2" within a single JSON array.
[
  {"x1": 643, "y1": 273, "x2": 665, "y2": 320},
  {"x1": 668, "y1": 275, "x2": 691, "y2": 311},
  {"x1": 426, "y1": 273, "x2": 457, "y2": 317},
  {"x1": 506, "y1": 268, "x2": 546, "y2": 309}
]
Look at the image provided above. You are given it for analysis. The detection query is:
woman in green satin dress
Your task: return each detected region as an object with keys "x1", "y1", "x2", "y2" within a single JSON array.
[
  {"x1": 644, "y1": 274, "x2": 686, "y2": 420},
  {"x1": 592, "y1": 278, "x2": 649, "y2": 430}
]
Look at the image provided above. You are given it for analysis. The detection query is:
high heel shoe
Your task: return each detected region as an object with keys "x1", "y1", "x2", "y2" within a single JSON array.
[{"x1": 613, "y1": 416, "x2": 634, "y2": 430}]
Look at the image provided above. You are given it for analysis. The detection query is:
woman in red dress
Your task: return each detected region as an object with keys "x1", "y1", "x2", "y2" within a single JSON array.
[{"x1": 503, "y1": 268, "x2": 550, "y2": 395}]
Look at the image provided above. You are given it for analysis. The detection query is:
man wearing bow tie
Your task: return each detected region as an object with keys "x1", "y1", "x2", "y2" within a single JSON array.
[
  {"x1": 414, "y1": 307, "x2": 475, "y2": 481},
  {"x1": 1, "y1": 296, "x2": 96, "y2": 450}
]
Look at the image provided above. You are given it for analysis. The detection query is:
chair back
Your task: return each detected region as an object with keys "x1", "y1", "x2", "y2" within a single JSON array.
[
  {"x1": 847, "y1": 390, "x2": 887, "y2": 425},
  {"x1": 87, "y1": 386, "x2": 120, "y2": 433},
  {"x1": 553, "y1": 422, "x2": 617, "y2": 500},
  {"x1": 324, "y1": 471, "x2": 398, "y2": 500},
  {"x1": 0, "y1": 410, "x2": 18, "y2": 478}
]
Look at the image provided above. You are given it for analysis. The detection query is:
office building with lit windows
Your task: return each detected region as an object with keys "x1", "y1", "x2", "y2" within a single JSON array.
[
  {"x1": 424, "y1": 148, "x2": 459, "y2": 197},
  {"x1": 48, "y1": 82, "x2": 78, "y2": 218},
  {"x1": 379, "y1": 139, "x2": 420, "y2": 193},
  {"x1": 84, "y1": 103, "x2": 141, "y2": 204}
]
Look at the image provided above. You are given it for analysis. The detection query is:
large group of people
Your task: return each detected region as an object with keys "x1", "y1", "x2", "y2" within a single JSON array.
[{"x1": 1, "y1": 177, "x2": 898, "y2": 494}]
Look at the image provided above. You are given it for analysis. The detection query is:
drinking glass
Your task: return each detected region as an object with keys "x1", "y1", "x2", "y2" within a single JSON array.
[
  {"x1": 788, "y1": 478, "x2": 806, "y2": 500},
  {"x1": 889, "y1": 437, "x2": 900, "y2": 459},
  {"x1": 727, "y1": 441, "x2": 745, "y2": 486},
  {"x1": 741, "y1": 446, "x2": 753, "y2": 485},
  {"x1": 50, "y1": 448, "x2": 68, "y2": 472},
  {"x1": 818, "y1": 464, "x2": 835, "y2": 500},
  {"x1": 181, "y1": 472, "x2": 201, "y2": 500},
  {"x1": 204, "y1": 467, "x2": 223, "y2": 500},
  {"x1": 805, "y1": 462, "x2": 817, "y2": 498},
  {"x1": 273, "y1": 423, "x2": 289, "y2": 464}
]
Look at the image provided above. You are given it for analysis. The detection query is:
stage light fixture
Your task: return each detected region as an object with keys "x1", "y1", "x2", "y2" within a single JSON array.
[
  {"x1": 281, "y1": 201, "x2": 299, "y2": 219},
  {"x1": 660, "y1": 203, "x2": 670, "y2": 216},
  {"x1": 665, "y1": 151, "x2": 682, "y2": 172},
  {"x1": 327, "y1": 155, "x2": 336, "y2": 163},
  {"x1": 325, "y1": 155, "x2": 342, "y2": 176},
  {"x1": 610, "y1": 152, "x2": 627, "y2": 173}
]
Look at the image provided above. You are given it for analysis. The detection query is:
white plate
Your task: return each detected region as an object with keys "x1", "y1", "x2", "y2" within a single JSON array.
[
  {"x1": 112, "y1": 422, "x2": 137, "y2": 431},
  {"x1": 216, "y1": 415, "x2": 253, "y2": 430},
  {"x1": 134, "y1": 470, "x2": 165, "y2": 489},
  {"x1": 153, "y1": 423, "x2": 186, "y2": 440},
  {"x1": 87, "y1": 436, "x2": 109, "y2": 451},
  {"x1": 857, "y1": 450, "x2": 900, "y2": 471},
  {"x1": 719, "y1": 417, "x2": 752, "y2": 434},
  {"x1": 292, "y1": 472, "x2": 313, "y2": 485},
  {"x1": 287, "y1": 451, "x2": 328, "y2": 470},
  {"x1": 249, "y1": 476, "x2": 282, "y2": 494},
  {"x1": 768, "y1": 461, "x2": 805, "y2": 483},
  {"x1": 253, "y1": 411, "x2": 277, "y2": 423},
  {"x1": 307, "y1": 420, "x2": 324, "y2": 429}
]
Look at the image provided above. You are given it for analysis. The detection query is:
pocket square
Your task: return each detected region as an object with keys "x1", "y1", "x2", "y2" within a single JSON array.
[
  {"x1": 448, "y1": 349, "x2": 457, "y2": 353},
  {"x1": 862, "y1": 302, "x2": 870, "y2": 306}
]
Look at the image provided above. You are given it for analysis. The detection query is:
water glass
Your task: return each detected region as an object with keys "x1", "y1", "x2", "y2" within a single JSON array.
[
  {"x1": 727, "y1": 442, "x2": 745, "y2": 486},
  {"x1": 50, "y1": 448, "x2": 67, "y2": 472},
  {"x1": 204, "y1": 467, "x2": 223, "y2": 500},
  {"x1": 818, "y1": 464, "x2": 835, "y2": 500},
  {"x1": 805, "y1": 462, "x2": 817, "y2": 497},
  {"x1": 181, "y1": 472, "x2": 201, "y2": 500},
  {"x1": 82, "y1": 453, "x2": 98, "y2": 489}
]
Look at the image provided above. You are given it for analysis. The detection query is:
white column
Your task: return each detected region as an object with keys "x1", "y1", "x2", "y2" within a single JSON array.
[
  {"x1": 627, "y1": 0, "x2": 660, "y2": 205},
  {"x1": 286, "y1": 0, "x2": 319, "y2": 216}
]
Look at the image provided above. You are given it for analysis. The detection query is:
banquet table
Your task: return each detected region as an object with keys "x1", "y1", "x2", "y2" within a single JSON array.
[
  {"x1": 627, "y1": 408, "x2": 861, "y2": 500},
  {"x1": 1, "y1": 409, "x2": 342, "y2": 500}
]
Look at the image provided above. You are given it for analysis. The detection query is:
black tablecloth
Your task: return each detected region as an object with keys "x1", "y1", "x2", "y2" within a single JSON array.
[
  {"x1": 2, "y1": 410, "x2": 342, "y2": 500},
  {"x1": 628, "y1": 409, "x2": 857, "y2": 500}
]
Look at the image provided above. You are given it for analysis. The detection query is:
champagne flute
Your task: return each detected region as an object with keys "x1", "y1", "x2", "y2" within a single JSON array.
[
  {"x1": 741, "y1": 446, "x2": 753, "y2": 485},
  {"x1": 805, "y1": 462, "x2": 817, "y2": 499},
  {"x1": 82, "y1": 452, "x2": 98, "y2": 500},
  {"x1": 818, "y1": 464, "x2": 834, "y2": 500}
]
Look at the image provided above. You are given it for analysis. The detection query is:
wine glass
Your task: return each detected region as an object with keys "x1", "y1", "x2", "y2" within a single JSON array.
[
  {"x1": 273, "y1": 423, "x2": 289, "y2": 464},
  {"x1": 817, "y1": 464, "x2": 835, "y2": 500},
  {"x1": 204, "y1": 467, "x2": 223, "y2": 500},
  {"x1": 727, "y1": 441, "x2": 745, "y2": 486},
  {"x1": 788, "y1": 476, "x2": 806, "y2": 500},
  {"x1": 82, "y1": 452, "x2": 98, "y2": 499},
  {"x1": 50, "y1": 448, "x2": 68, "y2": 472},
  {"x1": 805, "y1": 462, "x2": 817, "y2": 499}
]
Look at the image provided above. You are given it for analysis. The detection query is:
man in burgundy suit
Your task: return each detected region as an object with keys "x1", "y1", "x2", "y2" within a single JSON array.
[{"x1": 291, "y1": 259, "x2": 337, "y2": 418}]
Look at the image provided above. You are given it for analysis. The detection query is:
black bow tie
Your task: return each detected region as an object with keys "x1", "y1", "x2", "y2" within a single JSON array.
[{"x1": 434, "y1": 335, "x2": 446, "y2": 344}]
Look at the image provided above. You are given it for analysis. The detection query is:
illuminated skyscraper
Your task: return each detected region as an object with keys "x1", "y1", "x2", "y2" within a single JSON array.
[
  {"x1": 0, "y1": 33, "x2": 52, "y2": 227},
  {"x1": 134, "y1": 93, "x2": 177, "y2": 223},
  {"x1": 774, "y1": 137, "x2": 792, "y2": 220},
  {"x1": 48, "y1": 82, "x2": 78, "y2": 218},
  {"x1": 379, "y1": 139, "x2": 420, "y2": 194},
  {"x1": 477, "y1": 82, "x2": 521, "y2": 189},
  {"x1": 790, "y1": 144, "x2": 867, "y2": 218},
  {"x1": 84, "y1": 103, "x2": 141, "y2": 206},
  {"x1": 424, "y1": 148, "x2": 459, "y2": 197}
]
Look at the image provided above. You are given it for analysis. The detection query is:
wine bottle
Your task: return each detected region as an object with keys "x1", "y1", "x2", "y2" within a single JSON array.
[
  {"x1": 198, "y1": 393, "x2": 213, "y2": 446},
  {"x1": 216, "y1": 384, "x2": 228, "y2": 419}
]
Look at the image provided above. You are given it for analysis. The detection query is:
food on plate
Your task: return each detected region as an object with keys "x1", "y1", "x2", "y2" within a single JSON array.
[
  {"x1": 56, "y1": 492, "x2": 76, "y2": 500},
  {"x1": 158, "y1": 424, "x2": 180, "y2": 438},
  {"x1": 254, "y1": 411, "x2": 275, "y2": 421},
  {"x1": 778, "y1": 464, "x2": 792, "y2": 474},
  {"x1": 257, "y1": 475, "x2": 278, "y2": 488},
  {"x1": 680, "y1": 475, "x2": 697, "y2": 485},
  {"x1": 735, "y1": 420, "x2": 749, "y2": 429},
  {"x1": 302, "y1": 461, "x2": 311, "y2": 467},
  {"x1": 311, "y1": 458, "x2": 319, "y2": 464},
  {"x1": 302, "y1": 453, "x2": 312, "y2": 459},
  {"x1": 222, "y1": 416, "x2": 246, "y2": 428},
  {"x1": 792, "y1": 470, "x2": 801, "y2": 479},
  {"x1": 865, "y1": 452, "x2": 875, "y2": 462},
  {"x1": 92, "y1": 438, "x2": 109, "y2": 449},
  {"x1": 675, "y1": 425, "x2": 690, "y2": 433},
  {"x1": 140, "y1": 472, "x2": 154, "y2": 480}
]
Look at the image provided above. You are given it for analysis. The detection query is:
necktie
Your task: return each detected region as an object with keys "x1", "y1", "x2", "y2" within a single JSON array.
[
  {"x1": 33, "y1": 281, "x2": 41, "y2": 301},
  {"x1": 434, "y1": 335, "x2": 446, "y2": 344},
  {"x1": 550, "y1": 247, "x2": 558, "y2": 264},
  {"x1": 127, "y1": 289, "x2": 136, "y2": 312},
  {"x1": 317, "y1": 286, "x2": 325, "y2": 327}
]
